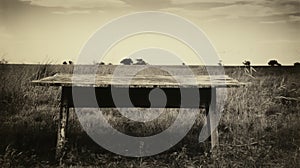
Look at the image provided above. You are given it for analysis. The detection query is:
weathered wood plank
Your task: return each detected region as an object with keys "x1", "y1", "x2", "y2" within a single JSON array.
[{"x1": 32, "y1": 74, "x2": 244, "y2": 88}]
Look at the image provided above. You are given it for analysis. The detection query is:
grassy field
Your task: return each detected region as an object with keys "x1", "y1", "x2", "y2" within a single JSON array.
[{"x1": 0, "y1": 64, "x2": 299, "y2": 167}]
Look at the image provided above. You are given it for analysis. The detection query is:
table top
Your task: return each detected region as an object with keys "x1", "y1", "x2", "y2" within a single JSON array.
[{"x1": 32, "y1": 73, "x2": 244, "y2": 88}]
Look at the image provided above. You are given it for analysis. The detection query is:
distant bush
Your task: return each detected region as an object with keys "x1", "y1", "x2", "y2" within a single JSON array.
[
  {"x1": 0, "y1": 58, "x2": 8, "y2": 64},
  {"x1": 133, "y1": 58, "x2": 148, "y2": 65},
  {"x1": 63, "y1": 61, "x2": 73, "y2": 65},
  {"x1": 268, "y1": 60, "x2": 281, "y2": 66},
  {"x1": 242, "y1": 60, "x2": 251, "y2": 66},
  {"x1": 120, "y1": 58, "x2": 133, "y2": 65},
  {"x1": 120, "y1": 58, "x2": 148, "y2": 65}
]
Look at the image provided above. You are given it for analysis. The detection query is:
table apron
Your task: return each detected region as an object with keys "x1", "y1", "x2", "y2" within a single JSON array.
[{"x1": 61, "y1": 86, "x2": 213, "y2": 108}]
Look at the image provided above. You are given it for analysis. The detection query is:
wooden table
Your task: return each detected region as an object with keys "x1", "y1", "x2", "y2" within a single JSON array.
[{"x1": 32, "y1": 73, "x2": 242, "y2": 161}]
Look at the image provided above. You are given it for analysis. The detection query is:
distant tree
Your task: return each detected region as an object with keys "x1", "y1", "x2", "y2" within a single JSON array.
[
  {"x1": 68, "y1": 61, "x2": 73, "y2": 65},
  {"x1": 134, "y1": 58, "x2": 147, "y2": 65},
  {"x1": 93, "y1": 61, "x2": 105, "y2": 65},
  {"x1": 0, "y1": 58, "x2": 8, "y2": 64},
  {"x1": 243, "y1": 60, "x2": 256, "y2": 77},
  {"x1": 182, "y1": 63, "x2": 186, "y2": 65},
  {"x1": 0, "y1": 52, "x2": 8, "y2": 64},
  {"x1": 63, "y1": 61, "x2": 67, "y2": 65},
  {"x1": 294, "y1": 62, "x2": 300, "y2": 67},
  {"x1": 218, "y1": 60, "x2": 223, "y2": 66},
  {"x1": 243, "y1": 60, "x2": 251, "y2": 66},
  {"x1": 108, "y1": 63, "x2": 113, "y2": 65},
  {"x1": 268, "y1": 60, "x2": 281, "y2": 66},
  {"x1": 120, "y1": 58, "x2": 133, "y2": 65}
]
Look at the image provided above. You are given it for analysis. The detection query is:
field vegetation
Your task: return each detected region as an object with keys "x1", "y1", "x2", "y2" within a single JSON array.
[{"x1": 0, "y1": 64, "x2": 299, "y2": 167}]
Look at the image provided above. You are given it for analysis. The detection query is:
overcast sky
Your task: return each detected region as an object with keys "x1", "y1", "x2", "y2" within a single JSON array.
[{"x1": 0, "y1": 0, "x2": 299, "y2": 65}]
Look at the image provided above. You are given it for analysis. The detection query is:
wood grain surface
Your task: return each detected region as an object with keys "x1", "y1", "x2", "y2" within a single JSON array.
[{"x1": 32, "y1": 73, "x2": 243, "y2": 88}]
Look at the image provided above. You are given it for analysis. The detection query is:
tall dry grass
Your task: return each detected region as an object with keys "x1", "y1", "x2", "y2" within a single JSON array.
[{"x1": 0, "y1": 64, "x2": 299, "y2": 167}]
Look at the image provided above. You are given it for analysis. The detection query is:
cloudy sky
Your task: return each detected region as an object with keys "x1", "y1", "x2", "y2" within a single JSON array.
[{"x1": 0, "y1": 0, "x2": 299, "y2": 65}]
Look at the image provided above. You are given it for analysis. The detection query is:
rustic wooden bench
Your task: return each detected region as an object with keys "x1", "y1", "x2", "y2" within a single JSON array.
[{"x1": 32, "y1": 71, "x2": 243, "y2": 161}]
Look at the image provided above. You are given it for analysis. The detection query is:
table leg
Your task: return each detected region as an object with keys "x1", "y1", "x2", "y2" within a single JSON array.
[
  {"x1": 205, "y1": 87, "x2": 219, "y2": 150},
  {"x1": 56, "y1": 87, "x2": 69, "y2": 163}
]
